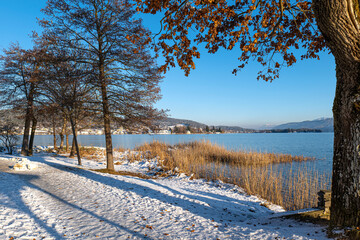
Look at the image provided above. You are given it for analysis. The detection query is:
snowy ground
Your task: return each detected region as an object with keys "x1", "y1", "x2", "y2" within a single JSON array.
[{"x1": 0, "y1": 148, "x2": 331, "y2": 239}]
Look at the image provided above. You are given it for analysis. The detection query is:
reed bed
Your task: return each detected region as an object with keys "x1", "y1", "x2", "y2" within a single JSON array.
[
  {"x1": 78, "y1": 146, "x2": 106, "y2": 160},
  {"x1": 134, "y1": 140, "x2": 330, "y2": 210},
  {"x1": 60, "y1": 146, "x2": 106, "y2": 161},
  {"x1": 62, "y1": 146, "x2": 127, "y2": 161},
  {"x1": 175, "y1": 140, "x2": 313, "y2": 165},
  {"x1": 62, "y1": 140, "x2": 329, "y2": 210}
]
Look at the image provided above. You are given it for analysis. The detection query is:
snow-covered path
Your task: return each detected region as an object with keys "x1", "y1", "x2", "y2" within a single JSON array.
[{"x1": 0, "y1": 153, "x2": 330, "y2": 239}]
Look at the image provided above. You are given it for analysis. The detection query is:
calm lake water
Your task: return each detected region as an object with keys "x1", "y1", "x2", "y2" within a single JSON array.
[{"x1": 33, "y1": 132, "x2": 334, "y2": 175}]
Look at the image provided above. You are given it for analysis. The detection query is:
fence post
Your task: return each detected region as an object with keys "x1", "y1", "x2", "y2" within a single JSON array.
[{"x1": 318, "y1": 190, "x2": 331, "y2": 214}]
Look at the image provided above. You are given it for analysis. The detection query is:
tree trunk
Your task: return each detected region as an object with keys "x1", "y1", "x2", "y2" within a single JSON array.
[
  {"x1": 21, "y1": 109, "x2": 31, "y2": 156},
  {"x1": 66, "y1": 133, "x2": 69, "y2": 152},
  {"x1": 52, "y1": 115, "x2": 57, "y2": 151},
  {"x1": 70, "y1": 134, "x2": 76, "y2": 157},
  {"x1": 69, "y1": 114, "x2": 81, "y2": 165},
  {"x1": 313, "y1": 0, "x2": 360, "y2": 227},
  {"x1": 59, "y1": 116, "x2": 67, "y2": 151},
  {"x1": 21, "y1": 84, "x2": 34, "y2": 156},
  {"x1": 331, "y1": 63, "x2": 360, "y2": 227},
  {"x1": 99, "y1": 60, "x2": 114, "y2": 171},
  {"x1": 28, "y1": 117, "x2": 37, "y2": 156}
]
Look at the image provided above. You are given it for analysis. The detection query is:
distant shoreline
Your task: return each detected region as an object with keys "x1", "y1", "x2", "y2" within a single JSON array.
[{"x1": 27, "y1": 130, "x2": 331, "y2": 136}]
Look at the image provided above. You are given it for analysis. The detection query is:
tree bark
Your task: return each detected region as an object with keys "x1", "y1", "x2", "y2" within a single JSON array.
[
  {"x1": 99, "y1": 58, "x2": 114, "y2": 171},
  {"x1": 28, "y1": 117, "x2": 37, "y2": 156},
  {"x1": 52, "y1": 115, "x2": 57, "y2": 151},
  {"x1": 70, "y1": 136, "x2": 75, "y2": 157},
  {"x1": 21, "y1": 84, "x2": 34, "y2": 156},
  {"x1": 69, "y1": 114, "x2": 81, "y2": 165},
  {"x1": 66, "y1": 133, "x2": 69, "y2": 152},
  {"x1": 331, "y1": 63, "x2": 360, "y2": 227},
  {"x1": 313, "y1": 0, "x2": 360, "y2": 227},
  {"x1": 21, "y1": 108, "x2": 31, "y2": 156},
  {"x1": 59, "y1": 116, "x2": 67, "y2": 151}
]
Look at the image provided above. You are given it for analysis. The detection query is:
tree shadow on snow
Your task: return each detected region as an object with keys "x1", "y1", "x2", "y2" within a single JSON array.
[
  {"x1": 0, "y1": 164, "x2": 148, "y2": 239},
  {"x1": 30, "y1": 156, "x2": 248, "y2": 221},
  {"x1": 0, "y1": 173, "x2": 64, "y2": 239},
  {"x1": 28, "y1": 157, "x2": 258, "y2": 221},
  {"x1": 23, "y1": 155, "x2": 327, "y2": 239}
]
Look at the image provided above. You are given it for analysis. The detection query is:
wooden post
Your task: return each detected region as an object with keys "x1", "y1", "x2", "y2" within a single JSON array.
[{"x1": 318, "y1": 190, "x2": 331, "y2": 215}]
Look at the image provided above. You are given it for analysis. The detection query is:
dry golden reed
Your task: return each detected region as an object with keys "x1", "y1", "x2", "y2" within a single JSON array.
[
  {"x1": 78, "y1": 146, "x2": 106, "y2": 160},
  {"x1": 135, "y1": 141, "x2": 170, "y2": 160},
  {"x1": 134, "y1": 140, "x2": 329, "y2": 210}
]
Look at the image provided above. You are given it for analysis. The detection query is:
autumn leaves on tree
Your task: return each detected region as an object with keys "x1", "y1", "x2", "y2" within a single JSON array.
[
  {"x1": 136, "y1": 0, "x2": 326, "y2": 81},
  {"x1": 134, "y1": 0, "x2": 360, "y2": 228}
]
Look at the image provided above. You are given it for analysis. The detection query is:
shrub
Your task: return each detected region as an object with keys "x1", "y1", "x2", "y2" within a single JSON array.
[{"x1": 0, "y1": 124, "x2": 19, "y2": 154}]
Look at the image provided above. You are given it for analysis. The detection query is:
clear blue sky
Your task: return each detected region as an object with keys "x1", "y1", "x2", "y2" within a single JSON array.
[{"x1": 0, "y1": 1, "x2": 336, "y2": 129}]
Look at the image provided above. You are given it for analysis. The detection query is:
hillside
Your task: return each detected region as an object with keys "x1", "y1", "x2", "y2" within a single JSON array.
[
  {"x1": 155, "y1": 117, "x2": 207, "y2": 129},
  {"x1": 155, "y1": 118, "x2": 254, "y2": 133},
  {"x1": 273, "y1": 118, "x2": 334, "y2": 132}
]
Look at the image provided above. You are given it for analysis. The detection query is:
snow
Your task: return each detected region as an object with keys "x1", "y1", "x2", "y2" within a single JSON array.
[
  {"x1": 10, "y1": 157, "x2": 38, "y2": 171},
  {"x1": 0, "y1": 149, "x2": 331, "y2": 239}
]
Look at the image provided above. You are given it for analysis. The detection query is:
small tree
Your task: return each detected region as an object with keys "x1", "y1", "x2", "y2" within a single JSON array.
[
  {"x1": 0, "y1": 43, "x2": 44, "y2": 156},
  {"x1": 0, "y1": 123, "x2": 19, "y2": 154}
]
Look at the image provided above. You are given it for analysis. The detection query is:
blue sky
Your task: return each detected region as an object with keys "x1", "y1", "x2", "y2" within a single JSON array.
[{"x1": 0, "y1": 1, "x2": 336, "y2": 128}]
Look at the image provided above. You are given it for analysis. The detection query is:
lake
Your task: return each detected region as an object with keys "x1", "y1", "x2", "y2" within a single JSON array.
[{"x1": 33, "y1": 132, "x2": 333, "y2": 175}]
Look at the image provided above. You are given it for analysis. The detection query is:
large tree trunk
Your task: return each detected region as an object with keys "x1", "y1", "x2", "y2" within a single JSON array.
[
  {"x1": 99, "y1": 59, "x2": 114, "y2": 171},
  {"x1": 21, "y1": 84, "x2": 34, "y2": 156},
  {"x1": 332, "y1": 63, "x2": 360, "y2": 227},
  {"x1": 28, "y1": 117, "x2": 37, "y2": 156},
  {"x1": 313, "y1": 0, "x2": 360, "y2": 227}
]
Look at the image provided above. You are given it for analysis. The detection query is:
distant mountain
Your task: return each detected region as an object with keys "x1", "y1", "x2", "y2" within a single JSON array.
[
  {"x1": 155, "y1": 117, "x2": 207, "y2": 129},
  {"x1": 258, "y1": 124, "x2": 277, "y2": 130},
  {"x1": 215, "y1": 125, "x2": 255, "y2": 133},
  {"x1": 273, "y1": 118, "x2": 334, "y2": 132},
  {"x1": 155, "y1": 118, "x2": 255, "y2": 133},
  {"x1": 156, "y1": 117, "x2": 334, "y2": 133}
]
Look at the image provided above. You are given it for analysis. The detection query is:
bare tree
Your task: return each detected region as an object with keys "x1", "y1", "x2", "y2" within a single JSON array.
[
  {"x1": 0, "y1": 44, "x2": 44, "y2": 156},
  {"x1": 0, "y1": 123, "x2": 19, "y2": 154},
  {"x1": 37, "y1": 40, "x2": 97, "y2": 165},
  {"x1": 40, "y1": 0, "x2": 164, "y2": 170}
]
